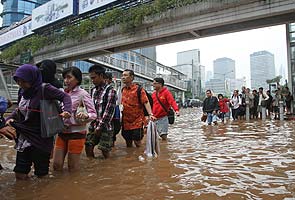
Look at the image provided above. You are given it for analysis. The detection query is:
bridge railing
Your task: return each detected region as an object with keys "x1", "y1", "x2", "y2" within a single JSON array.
[{"x1": 93, "y1": 52, "x2": 186, "y2": 90}]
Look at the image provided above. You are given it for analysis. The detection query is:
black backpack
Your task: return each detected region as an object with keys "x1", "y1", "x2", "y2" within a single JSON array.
[{"x1": 136, "y1": 85, "x2": 153, "y2": 116}]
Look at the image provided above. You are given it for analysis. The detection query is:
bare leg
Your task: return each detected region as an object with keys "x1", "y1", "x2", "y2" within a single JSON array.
[
  {"x1": 134, "y1": 140, "x2": 142, "y2": 147},
  {"x1": 53, "y1": 148, "x2": 66, "y2": 171},
  {"x1": 126, "y1": 140, "x2": 133, "y2": 147},
  {"x1": 102, "y1": 150, "x2": 110, "y2": 159},
  {"x1": 68, "y1": 153, "x2": 81, "y2": 172},
  {"x1": 15, "y1": 172, "x2": 29, "y2": 180}
]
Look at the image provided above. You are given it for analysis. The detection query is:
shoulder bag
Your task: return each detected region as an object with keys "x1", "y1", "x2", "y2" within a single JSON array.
[
  {"x1": 40, "y1": 83, "x2": 64, "y2": 138},
  {"x1": 156, "y1": 93, "x2": 175, "y2": 124}
]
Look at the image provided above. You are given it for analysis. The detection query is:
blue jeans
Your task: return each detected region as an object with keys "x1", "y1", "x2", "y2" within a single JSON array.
[{"x1": 207, "y1": 113, "x2": 217, "y2": 124}]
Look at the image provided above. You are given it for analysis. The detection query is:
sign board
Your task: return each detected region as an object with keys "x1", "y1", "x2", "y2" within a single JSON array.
[
  {"x1": 0, "y1": 21, "x2": 33, "y2": 47},
  {"x1": 79, "y1": 0, "x2": 118, "y2": 14},
  {"x1": 32, "y1": 0, "x2": 76, "y2": 30},
  {"x1": 0, "y1": 69, "x2": 11, "y2": 100}
]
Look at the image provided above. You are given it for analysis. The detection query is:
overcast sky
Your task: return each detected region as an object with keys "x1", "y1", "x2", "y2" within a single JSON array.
[{"x1": 156, "y1": 25, "x2": 288, "y2": 87}]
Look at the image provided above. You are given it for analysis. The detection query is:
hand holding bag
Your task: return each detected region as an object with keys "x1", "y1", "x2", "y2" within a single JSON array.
[
  {"x1": 76, "y1": 96, "x2": 88, "y2": 123},
  {"x1": 40, "y1": 84, "x2": 64, "y2": 138},
  {"x1": 156, "y1": 93, "x2": 175, "y2": 125}
]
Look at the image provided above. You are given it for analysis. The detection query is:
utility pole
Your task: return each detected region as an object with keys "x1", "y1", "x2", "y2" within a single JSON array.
[{"x1": 191, "y1": 59, "x2": 195, "y2": 99}]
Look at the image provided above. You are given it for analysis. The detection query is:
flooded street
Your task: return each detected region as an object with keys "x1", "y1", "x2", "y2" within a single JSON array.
[{"x1": 0, "y1": 107, "x2": 295, "y2": 200}]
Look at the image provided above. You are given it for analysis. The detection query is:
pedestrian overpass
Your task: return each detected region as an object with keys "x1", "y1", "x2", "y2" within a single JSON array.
[{"x1": 32, "y1": 0, "x2": 295, "y2": 63}]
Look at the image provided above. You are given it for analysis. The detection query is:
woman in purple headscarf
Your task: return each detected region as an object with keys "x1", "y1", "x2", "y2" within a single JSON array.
[{"x1": 4, "y1": 64, "x2": 72, "y2": 180}]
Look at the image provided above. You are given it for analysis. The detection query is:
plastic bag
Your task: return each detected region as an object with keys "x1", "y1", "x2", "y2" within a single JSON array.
[
  {"x1": 76, "y1": 96, "x2": 88, "y2": 123},
  {"x1": 144, "y1": 121, "x2": 160, "y2": 158}
]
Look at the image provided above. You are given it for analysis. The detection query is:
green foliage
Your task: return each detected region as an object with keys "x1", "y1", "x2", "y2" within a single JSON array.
[{"x1": 1, "y1": 0, "x2": 252, "y2": 63}]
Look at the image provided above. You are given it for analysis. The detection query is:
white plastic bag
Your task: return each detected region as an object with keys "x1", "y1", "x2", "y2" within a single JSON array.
[{"x1": 144, "y1": 121, "x2": 160, "y2": 158}]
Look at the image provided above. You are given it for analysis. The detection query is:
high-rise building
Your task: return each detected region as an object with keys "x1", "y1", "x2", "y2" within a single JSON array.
[
  {"x1": 175, "y1": 49, "x2": 201, "y2": 98},
  {"x1": 250, "y1": 50, "x2": 275, "y2": 89},
  {"x1": 206, "y1": 70, "x2": 213, "y2": 81},
  {"x1": 286, "y1": 23, "x2": 294, "y2": 112},
  {"x1": 1, "y1": 0, "x2": 50, "y2": 28},
  {"x1": 213, "y1": 57, "x2": 236, "y2": 81}
]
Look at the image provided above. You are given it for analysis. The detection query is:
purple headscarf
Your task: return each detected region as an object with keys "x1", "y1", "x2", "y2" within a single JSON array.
[{"x1": 13, "y1": 64, "x2": 43, "y2": 99}]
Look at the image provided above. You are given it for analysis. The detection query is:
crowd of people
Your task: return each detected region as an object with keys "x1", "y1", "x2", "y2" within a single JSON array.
[
  {"x1": 202, "y1": 85, "x2": 293, "y2": 125},
  {"x1": 0, "y1": 61, "x2": 180, "y2": 179}
]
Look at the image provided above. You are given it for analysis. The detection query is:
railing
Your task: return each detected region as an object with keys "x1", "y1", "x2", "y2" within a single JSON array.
[{"x1": 92, "y1": 52, "x2": 186, "y2": 90}]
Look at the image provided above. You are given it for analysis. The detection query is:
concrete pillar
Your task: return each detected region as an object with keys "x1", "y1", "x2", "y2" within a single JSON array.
[
  {"x1": 261, "y1": 106, "x2": 266, "y2": 120},
  {"x1": 246, "y1": 103, "x2": 250, "y2": 121},
  {"x1": 182, "y1": 92, "x2": 185, "y2": 105},
  {"x1": 279, "y1": 100, "x2": 284, "y2": 121}
]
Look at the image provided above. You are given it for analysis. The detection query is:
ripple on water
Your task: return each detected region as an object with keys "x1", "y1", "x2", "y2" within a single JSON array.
[{"x1": 0, "y1": 108, "x2": 295, "y2": 200}]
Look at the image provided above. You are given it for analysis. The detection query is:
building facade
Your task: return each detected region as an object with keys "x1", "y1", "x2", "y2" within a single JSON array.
[
  {"x1": 250, "y1": 50, "x2": 275, "y2": 89},
  {"x1": 286, "y1": 23, "x2": 295, "y2": 112},
  {"x1": 213, "y1": 57, "x2": 236, "y2": 80},
  {"x1": 1, "y1": 0, "x2": 50, "y2": 28},
  {"x1": 175, "y1": 49, "x2": 202, "y2": 98}
]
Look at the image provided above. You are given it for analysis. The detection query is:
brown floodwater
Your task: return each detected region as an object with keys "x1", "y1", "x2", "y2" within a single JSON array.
[{"x1": 0, "y1": 108, "x2": 295, "y2": 200}]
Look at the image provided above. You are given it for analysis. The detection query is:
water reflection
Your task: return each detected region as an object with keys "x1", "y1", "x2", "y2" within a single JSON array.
[{"x1": 1, "y1": 107, "x2": 295, "y2": 199}]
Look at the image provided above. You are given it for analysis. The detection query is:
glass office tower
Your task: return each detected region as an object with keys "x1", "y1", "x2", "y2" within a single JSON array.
[
  {"x1": 1, "y1": 0, "x2": 50, "y2": 27},
  {"x1": 287, "y1": 23, "x2": 295, "y2": 111}
]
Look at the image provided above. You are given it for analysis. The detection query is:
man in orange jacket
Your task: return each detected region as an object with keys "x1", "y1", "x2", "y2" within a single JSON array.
[{"x1": 151, "y1": 78, "x2": 179, "y2": 141}]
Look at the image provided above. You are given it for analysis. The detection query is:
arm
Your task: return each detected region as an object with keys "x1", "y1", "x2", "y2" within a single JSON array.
[
  {"x1": 44, "y1": 84, "x2": 72, "y2": 117},
  {"x1": 0, "y1": 126, "x2": 16, "y2": 140},
  {"x1": 214, "y1": 97, "x2": 220, "y2": 112},
  {"x1": 166, "y1": 90, "x2": 179, "y2": 115},
  {"x1": 263, "y1": 92, "x2": 269, "y2": 101},
  {"x1": 78, "y1": 91, "x2": 97, "y2": 122}
]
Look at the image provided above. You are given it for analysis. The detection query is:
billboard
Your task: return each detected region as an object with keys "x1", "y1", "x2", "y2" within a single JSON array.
[
  {"x1": 32, "y1": 0, "x2": 76, "y2": 30},
  {"x1": 79, "y1": 0, "x2": 118, "y2": 14},
  {"x1": 0, "y1": 21, "x2": 33, "y2": 47}
]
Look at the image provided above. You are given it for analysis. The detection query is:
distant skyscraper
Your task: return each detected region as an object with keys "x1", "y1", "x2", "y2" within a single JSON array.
[
  {"x1": 1, "y1": 0, "x2": 50, "y2": 27},
  {"x1": 206, "y1": 70, "x2": 213, "y2": 81},
  {"x1": 250, "y1": 50, "x2": 275, "y2": 89},
  {"x1": 213, "y1": 57, "x2": 236, "y2": 81},
  {"x1": 175, "y1": 49, "x2": 201, "y2": 97},
  {"x1": 286, "y1": 23, "x2": 294, "y2": 112}
]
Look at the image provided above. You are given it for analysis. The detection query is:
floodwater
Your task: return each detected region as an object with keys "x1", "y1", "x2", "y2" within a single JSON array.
[{"x1": 0, "y1": 108, "x2": 295, "y2": 200}]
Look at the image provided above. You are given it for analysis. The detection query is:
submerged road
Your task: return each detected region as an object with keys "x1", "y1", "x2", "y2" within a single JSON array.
[{"x1": 0, "y1": 108, "x2": 295, "y2": 200}]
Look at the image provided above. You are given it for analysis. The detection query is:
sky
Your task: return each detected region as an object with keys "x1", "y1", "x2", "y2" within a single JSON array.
[{"x1": 156, "y1": 25, "x2": 288, "y2": 87}]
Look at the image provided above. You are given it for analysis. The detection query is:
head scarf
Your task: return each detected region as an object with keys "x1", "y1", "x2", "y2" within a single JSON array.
[{"x1": 13, "y1": 64, "x2": 42, "y2": 99}]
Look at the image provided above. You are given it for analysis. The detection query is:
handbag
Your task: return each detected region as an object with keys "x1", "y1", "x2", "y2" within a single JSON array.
[
  {"x1": 156, "y1": 93, "x2": 175, "y2": 124},
  {"x1": 40, "y1": 84, "x2": 64, "y2": 138},
  {"x1": 201, "y1": 114, "x2": 207, "y2": 122}
]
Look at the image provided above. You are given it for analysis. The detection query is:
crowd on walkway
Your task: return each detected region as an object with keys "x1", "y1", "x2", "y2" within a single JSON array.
[
  {"x1": 0, "y1": 60, "x2": 179, "y2": 179},
  {"x1": 202, "y1": 85, "x2": 293, "y2": 125}
]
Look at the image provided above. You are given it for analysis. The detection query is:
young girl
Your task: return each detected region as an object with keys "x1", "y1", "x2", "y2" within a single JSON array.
[
  {"x1": 53, "y1": 67, "x2": 96, "y2": 172},
  {"x1": 218, "y1": 94, "x2": 229, "y2": 122}
]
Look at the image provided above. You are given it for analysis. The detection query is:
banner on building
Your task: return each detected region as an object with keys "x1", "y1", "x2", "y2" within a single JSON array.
[
  {"x1": 0, "y1": 21, "x2": 33, "y2": 47},
  {"x1": 79, "y1": 0, "x2": 118, "y2": 14},
  {"x1": 32, "y1": 0, "x2": 76, "y2": 30}
]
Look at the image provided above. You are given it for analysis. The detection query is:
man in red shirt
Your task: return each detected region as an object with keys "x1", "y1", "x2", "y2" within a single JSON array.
[
  {"x1": 121, "y1": 69, "x2": 154, "y2": 147},
  {"x1": 152, "y1": 78, "x2": 179, "y2": 141}
]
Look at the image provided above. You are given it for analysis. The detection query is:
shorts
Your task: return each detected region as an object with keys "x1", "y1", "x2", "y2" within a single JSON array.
[
  {"x1": 55, "y1": 135, "x2": 85, "y2": 154},
  {"x1": 121, "y1": 128, "x2": 143, "y2": 141},
  {"x1": 155, "y1": 116, "x2": 168, "y2": 136},
  {"x1": 85, "y1": 130, "x2": 113, "y2": 152},
  {"x1": 14, "y1": 146, "x2": 51, "y2": 176}
]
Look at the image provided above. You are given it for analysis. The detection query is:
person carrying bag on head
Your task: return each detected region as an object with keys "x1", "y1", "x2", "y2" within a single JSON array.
[{"x1": 151, "y1": 78, "x2": 179, "y2": 141}]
